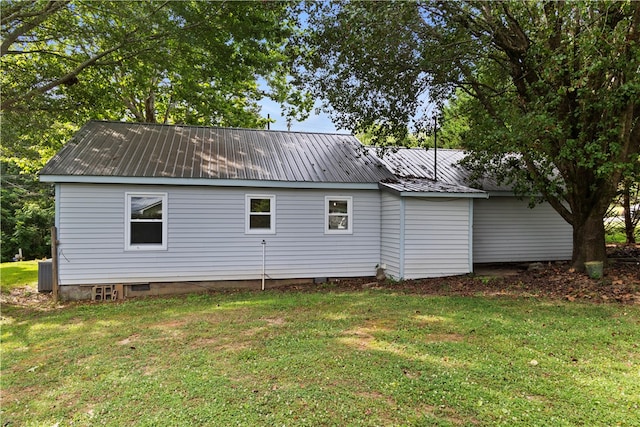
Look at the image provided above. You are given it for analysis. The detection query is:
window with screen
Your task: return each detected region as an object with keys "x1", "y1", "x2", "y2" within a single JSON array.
[
  {"x1": 246, "y1": 195, "x2": 275, "y2": 234},
  {"x1": 325, "y1": 196, "x2": 352, "y2": 234},
  {"x1": 125, "y1": 193, "x2": 167, "y2": 250}
]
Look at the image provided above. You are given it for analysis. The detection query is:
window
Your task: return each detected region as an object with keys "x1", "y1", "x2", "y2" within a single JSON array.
[
  {"x1": 125, "y1": 193, "x2": 167, "y2": 250},
  {"x1": 246, "y1": 195, "x2": 275, "y2": 234},
  {"x1": 325, "y1": 196, "x2": 352, "y2": 234}
]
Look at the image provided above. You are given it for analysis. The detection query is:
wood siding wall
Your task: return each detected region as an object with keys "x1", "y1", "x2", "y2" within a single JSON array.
[
  {"x1": 56, "y1": 184, "x2": 381, "y2": 285},
  {"x1": 403, "y1": 198, "x2": 472, "y2": 279},
  {"x1": 473, "y1": 197, "x2": 572, "y2": 263}
]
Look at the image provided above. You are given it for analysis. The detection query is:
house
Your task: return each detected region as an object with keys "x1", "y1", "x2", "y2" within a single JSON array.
[{"x1": 40, "y1": 121, "x2": 572, "y2": 300}]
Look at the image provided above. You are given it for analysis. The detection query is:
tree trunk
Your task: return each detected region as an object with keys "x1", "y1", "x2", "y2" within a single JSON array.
[
  {"x1": 145, "y1": 90, "x2": 156, "y2": 123},
  {"x1": 622, "y1": 184, "x2": 637, "y2": 244},
  {"x1": 572, "y1": 211, "x2": 607, "y2": 270}
]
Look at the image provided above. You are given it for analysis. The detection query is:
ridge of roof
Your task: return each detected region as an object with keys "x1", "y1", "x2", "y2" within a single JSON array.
[{"x1": 83, "y1": 120, "x2": 353, "y2": 137}]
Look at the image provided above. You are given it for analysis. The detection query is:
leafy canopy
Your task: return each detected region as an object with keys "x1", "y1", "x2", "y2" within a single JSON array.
[{"x1": 1, "y1": 0, "x2": 311, "y2": 126}]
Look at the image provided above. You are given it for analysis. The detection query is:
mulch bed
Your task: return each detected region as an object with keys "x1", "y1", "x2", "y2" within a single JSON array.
[{"x1": 283, "y1": 245, "x2": 640, "y2": 305}]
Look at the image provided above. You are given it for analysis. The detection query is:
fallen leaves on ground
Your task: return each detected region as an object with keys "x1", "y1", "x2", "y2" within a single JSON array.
[{"x1": 285, "y1": 245, "x2": 640, "y2": 305}]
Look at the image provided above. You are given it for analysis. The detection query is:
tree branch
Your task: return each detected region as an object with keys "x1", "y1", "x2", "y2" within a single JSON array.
[
  {"x1": 1, "y1": 23, "x2": 194, "y2": 112},
  {"x1": 1, "y1": 0, "x2": 70, "y2": 57},
  {"x1": 1, "y1": 41, "x2": 122, "y2": 111},
  {"x1": 0, "y1": 1, "x2": 38, "y2": 26},
  {"x1": 521, "y1": 154, "x2": 574, "y2": 224}
]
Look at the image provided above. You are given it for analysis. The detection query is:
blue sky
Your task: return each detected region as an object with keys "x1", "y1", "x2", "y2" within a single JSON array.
[{"x1": 257, "y1": 97, "x2": 348, "y2": 134}]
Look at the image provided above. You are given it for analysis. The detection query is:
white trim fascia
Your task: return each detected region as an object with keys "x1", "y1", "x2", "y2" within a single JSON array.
[
  {"x1": 378, "y1": 184, "x2": 488, "y2": 199},
  {"x1": 39, "y1": 175, "x2": 379, "y2": 190},
  {"x1": 394, "y1": 191, "x2": 489, "y2": 199},
  {"x1": 485, "y1": 191, "x2": 518, "y2": 197}
]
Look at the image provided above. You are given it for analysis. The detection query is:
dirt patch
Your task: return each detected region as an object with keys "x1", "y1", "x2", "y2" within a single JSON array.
[
  {"x1": 153, "y1": 320, "x2": 187, "y2": 329},
  {"x1": 425, "y1": 333, "x2": 465, "y2": 343},
  {"x1": 0, "y1": 285, "x2": 63, "y2": 310},
  {"x1": 117, "y1": 334, "x2": 141, "y2": 346},
  {"x1": 356, "y1": 390, "x2": 397, "y2": 406},
  {"x1": 340, "y1": 327, "x2": 376, "y2": 350},
  {"x1": 261, "y1": 316, "x2": 286, "y2": 326}
]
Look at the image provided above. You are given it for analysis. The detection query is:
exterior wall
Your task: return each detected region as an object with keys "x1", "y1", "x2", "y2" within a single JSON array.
[
  {"x1": 56, "y1": 184, "x2": 381, "y2": 286},
  {"x1": 473, "y1": 197, "x2": 572, "y2": 263},
  {"x1": 403, "y1": 197, "x2": 472, "y2": 279},
  {"x1": 380, "y1": 192, "x2": 402, "y2": 279}
]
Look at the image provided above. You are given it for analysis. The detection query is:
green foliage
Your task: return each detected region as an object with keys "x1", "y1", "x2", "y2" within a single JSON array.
[
  {"x1": 605, "y1": 226, "x2": 629, "y2": 244},
  {"x1": 1, "y1": 1, "x2": 310, "y2": 126},
  {"x1": 11, "y1": 201, "x2": 53, "y2": 260},
  {"x1": 605, "y1": 180, "x2": 640, "y2": 243},
  {"x1": 293, "y1": 1, "x2": 431, "y2": 142},
  {"x1": 1, "y1": 160, "x2": 54, "y2": 262},
  {"x1": 2, "y1": 291, "x2": 639, "y2": 425},
  {"x1": 438, "y1": 93, "x2": 473, "y2": 149},
  {"x1": 356, "y1": 126, "x2": 421, "y2": 148}
]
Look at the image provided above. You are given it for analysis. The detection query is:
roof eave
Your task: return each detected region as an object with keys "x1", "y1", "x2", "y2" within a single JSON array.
[
  {"x1": 39, "y1": 174, "x2": 380, "y2": 190},
  {"x1": 378, "y1": 183, "x2": 488, "y2": 199}
]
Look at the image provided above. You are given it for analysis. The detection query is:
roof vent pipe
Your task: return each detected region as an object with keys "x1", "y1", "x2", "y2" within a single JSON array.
[{"x1": 433, "y1": 114, "x2": 438, "y2": 181}]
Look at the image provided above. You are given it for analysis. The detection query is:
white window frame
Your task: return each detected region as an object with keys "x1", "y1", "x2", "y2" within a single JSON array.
[
  {"x1": 125, "y1": 192, "x2": 168, "y2": 251},
  {"x1": 245, "y1": 194, "x2": 276, "y2": 234},
  {"x1": 325, "y1": 196, "x2": 353, "y2": 234}
]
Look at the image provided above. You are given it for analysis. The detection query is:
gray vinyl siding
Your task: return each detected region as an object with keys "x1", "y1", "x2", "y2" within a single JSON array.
[
  {"x1": 56, "y1": 184, "x2": 381, "y2": 285},
  {"x1": 403, "y1": 198, "x2": 472, "y2": 279},
  {"x1": 473, "y1": 197, "x2": 572, "y2": 263},
  {"x1": 380, "y1": 192, "x2": 402, "y2": 279}
]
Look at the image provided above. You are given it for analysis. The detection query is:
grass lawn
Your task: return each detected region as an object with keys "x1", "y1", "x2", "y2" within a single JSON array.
[
  {"x1": 1, "y1": 290, "x2": 639, "y2": 426},
  {"x1": 1, "y1": 260, "x2": 39, "y2": 293}
]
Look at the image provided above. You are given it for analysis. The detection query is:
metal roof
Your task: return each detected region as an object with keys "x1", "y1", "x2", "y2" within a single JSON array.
[
  {"x1": 368, "y1": 147, "x2": 508, "y2": 192},
  {"x1": 40, "y1": 121, "x2": 395, "y2": 184},
  {"x1": 379, "y1": 178, "x2": 487, "y2": 198}
]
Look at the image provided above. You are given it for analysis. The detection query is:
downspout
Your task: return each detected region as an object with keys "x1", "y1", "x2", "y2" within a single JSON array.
[
  {"x1": 468, "y1": 199, "x2": 474, "y2": 274},
  {"x1": 261, "y1": 240, "x2": 266, "y2": 291},
  {"x1": 399, "y1": 198, "x2": 406, "y2": 279}
]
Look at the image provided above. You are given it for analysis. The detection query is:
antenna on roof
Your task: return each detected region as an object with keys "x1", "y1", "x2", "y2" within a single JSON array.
[{"x1": 433, "y1": 114, "x2": 438, "y2": 181}]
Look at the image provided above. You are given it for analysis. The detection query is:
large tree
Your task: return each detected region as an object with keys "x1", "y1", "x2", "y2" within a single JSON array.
[
  {"x1": 1, "y1": 0, "x2": 309, "y2": 124},
  {"x1": 0, "y1": 0, "x2": 310, "y2": 261},
  {"x1": 293, "y1": 0, "x2": 640, "y2": 268}
]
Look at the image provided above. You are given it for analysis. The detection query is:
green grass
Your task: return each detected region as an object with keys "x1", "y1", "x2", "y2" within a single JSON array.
[
  {"x1": 1, "y1": 260, "x2": 39, "y2": 293},
  {"x1": 2, "y1": 291, "x2": 639, "y2": 426},
  {"x1": 606, "y1": 225, "x2": 639, "y2": 244}
]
